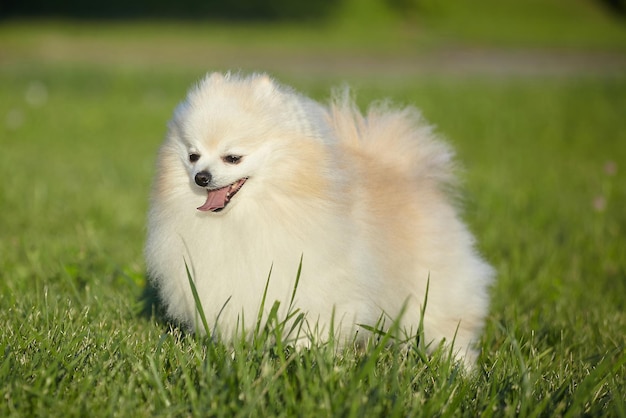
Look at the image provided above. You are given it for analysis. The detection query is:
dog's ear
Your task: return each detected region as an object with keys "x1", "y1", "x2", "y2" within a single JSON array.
[
  {"x1": 206, "y1": 72, "x2": 225, "y2": 84},
  {"x1": 252, "y1": 73, "x2": 275, "y2": 97}
]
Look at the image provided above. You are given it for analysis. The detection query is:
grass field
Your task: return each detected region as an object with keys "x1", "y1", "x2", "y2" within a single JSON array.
[{"x1": 1, "y1": 3, "x2": 626, "y2": 416}]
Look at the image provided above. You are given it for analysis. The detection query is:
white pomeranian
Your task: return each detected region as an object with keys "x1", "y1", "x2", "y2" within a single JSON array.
[{"x1": 145, "y1": 72, "x2": 493, "y2": 364}]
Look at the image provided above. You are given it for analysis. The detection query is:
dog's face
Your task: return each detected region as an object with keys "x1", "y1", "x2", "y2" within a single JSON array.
[
  {"x1": 173, "y1": 105, "x2": 276, "y2": 213},
  {"x1": 160, "y1": 73, "x2": 332, "y2": 215},
  {"x1": 181, "y1": 133, "x2": 271, "y2": 213},
  {"x1": 167, "y1": 73, "x2": 294, "y2": 214}
]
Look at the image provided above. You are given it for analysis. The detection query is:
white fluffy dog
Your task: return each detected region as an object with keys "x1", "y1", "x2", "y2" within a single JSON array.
[{"x1": 145, "y1": 72, "x2": 493, "y2": 364}]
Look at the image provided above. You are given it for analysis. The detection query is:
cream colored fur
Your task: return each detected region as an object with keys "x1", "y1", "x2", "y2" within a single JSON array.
[{"x1": 145, "y1": 72, "x2": 493, "y2": 364}]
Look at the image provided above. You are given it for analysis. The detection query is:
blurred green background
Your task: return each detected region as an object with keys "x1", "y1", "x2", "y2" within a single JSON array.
[{"x1": 2, "y1": 0, "x2": 626, "y2": 76}]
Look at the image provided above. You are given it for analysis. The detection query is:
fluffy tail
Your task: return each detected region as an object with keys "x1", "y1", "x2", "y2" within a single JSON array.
[{"x1": 328, "y1": 89, "x2": 456, "y2": 187}]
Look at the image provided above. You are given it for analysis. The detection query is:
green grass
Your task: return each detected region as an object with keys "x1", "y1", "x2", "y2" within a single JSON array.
[{"x1": 1, "y1": 11, "x2": 626, "y2": 417}]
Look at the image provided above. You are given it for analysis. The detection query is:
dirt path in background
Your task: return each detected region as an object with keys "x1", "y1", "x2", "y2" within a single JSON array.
[
  {"x1": 227, "y1": 48, "x2": 626, "y2": 78},
  {"x1": 2, "y1": 34, "x2": 625, "y2": 78}
]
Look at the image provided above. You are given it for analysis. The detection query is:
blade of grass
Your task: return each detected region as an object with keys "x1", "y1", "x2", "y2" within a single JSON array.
[{"x1": 184, "y1": 258, "x2": 211, "y2": 337}]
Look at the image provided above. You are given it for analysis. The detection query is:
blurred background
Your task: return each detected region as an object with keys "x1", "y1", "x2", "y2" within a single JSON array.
[{"x1": 1, "y1": 0, "x2": 625, "y2": 80}]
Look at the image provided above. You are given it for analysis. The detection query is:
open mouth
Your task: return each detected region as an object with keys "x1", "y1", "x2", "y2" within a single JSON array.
[{"x1": 197, "y1": 178, "x2": 248, "y2": 212}]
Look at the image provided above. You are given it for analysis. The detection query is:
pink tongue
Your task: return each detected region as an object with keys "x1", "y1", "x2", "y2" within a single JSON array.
[{"x1": 197, "y1": 186, "x2": 230, "y2": 211}]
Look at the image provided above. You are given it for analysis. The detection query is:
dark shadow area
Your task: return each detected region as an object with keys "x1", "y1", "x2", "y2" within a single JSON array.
[
  {"x1": 0, "y1": 0, "x2": 342, "y2": 21},
  {"x1": 598, "y1": 0, "x2": 626, "y2": 16},
  {"x1": 138, "y1": 277, "x2": 174, "y2": 328}
]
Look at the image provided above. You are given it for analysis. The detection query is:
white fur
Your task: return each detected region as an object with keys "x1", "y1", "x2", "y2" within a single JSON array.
[{"x1": 145, "y1": 72, "x2": 494, "y2": 364}]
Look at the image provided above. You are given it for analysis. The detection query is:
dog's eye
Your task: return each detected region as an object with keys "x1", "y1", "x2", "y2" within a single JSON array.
[
  {"x1": 189, "y1": 153, "x2": 201, "y2": 163},
  {"x1": 222, "y1": 155, "x2": 242, "y2": 165}
]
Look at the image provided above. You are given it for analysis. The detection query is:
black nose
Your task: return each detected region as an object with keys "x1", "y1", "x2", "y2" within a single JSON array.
[{"x1": 195, "y1": 171, "x2": 212, "y2": 187}]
